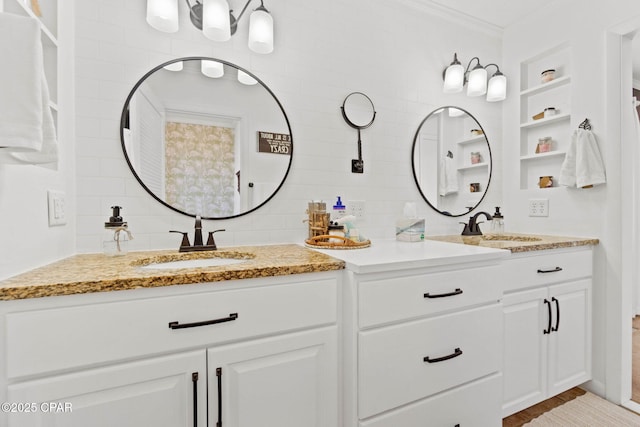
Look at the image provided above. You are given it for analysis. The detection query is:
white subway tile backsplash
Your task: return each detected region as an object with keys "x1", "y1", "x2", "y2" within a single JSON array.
[{"x1": 74, "y1": 0, "x2": 502, "y2": 253}]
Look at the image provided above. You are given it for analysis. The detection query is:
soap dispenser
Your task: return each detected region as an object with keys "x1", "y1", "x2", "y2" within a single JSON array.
[
  {"x1": 103, "y1": 206, "x2": 133, "y2": 256},
  {"x1": 332, "y1": 196, "x2": 346, "y2": 221},
  {"x1": 491, "y1": 207, "x2": 504, "y2": 234}
]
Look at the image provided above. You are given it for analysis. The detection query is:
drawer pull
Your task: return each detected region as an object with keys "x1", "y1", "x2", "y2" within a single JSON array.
[
  {"x1": 169, "y1": 313, "x2": 238, "y2": 330},
  {"x1": 423, "y1": 347, "x2": 463, "y2": 363},
  {"x1": 537, "y1": 267, "x2": 563, "y2": 274},
  {"x1": 543, "y1": 299, "x2": 552, "y2": 334},
  {"x1": 424, "y1": 288, "x2": 463, "y2": 299}
]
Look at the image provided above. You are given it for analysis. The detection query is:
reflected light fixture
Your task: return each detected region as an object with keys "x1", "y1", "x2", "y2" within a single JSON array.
[
  {"x1": 237, "y1": 69, "x2": 258, "y2": 85},
  {"x1": 442, "y1": 53, "x2": 507, "y2": 102},
  {"x1": 163, "y1": 61, "x2": 184, "y2": 71},
  {"x1": 146, "y1": 0, "x2": 274, "y2": 54},
  {"x1": 201, "y1": 60, "x2": 224, "y2": 78}
]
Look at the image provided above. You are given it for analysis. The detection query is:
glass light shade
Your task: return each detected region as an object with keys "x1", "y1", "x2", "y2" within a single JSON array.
[
  {"x1": 163, "y1": 61, "x2": 183, "y2": 71},
  {"x1": 248, "y1": 8, "x2": 274, "y2": 54},
  {"x1": 467, "y1": 67, "x2": 487, "y2": 97},
  {"x1": 486, "y1": 74, "x2": 507, "y2": 102},
  {"x1": 237, "y1": 70, "x2": 258, "y2": 85},
  {"x1": 443, "y1": 63, "x2": 464, "y2": 93},
  {"x1": 201, "y1": 60, "x2": 224, "y2": 78},
  {"x1": 203, "y1": 0, "x2": 231, "y2": 41},
  {"x1": 146, "y1": 0, "x2": 179, "y2": 33},
  {"x1": 448, "y1": 107, "x2": 465, "y2": 117}
]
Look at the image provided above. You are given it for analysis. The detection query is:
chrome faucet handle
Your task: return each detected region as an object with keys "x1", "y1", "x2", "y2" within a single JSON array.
[{"x1": 206, "y1": 229, "x2": 226, "y2": 249}]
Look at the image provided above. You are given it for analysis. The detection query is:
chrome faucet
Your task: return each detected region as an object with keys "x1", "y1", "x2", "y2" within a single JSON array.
[
  {"x1": 460, "y1": 211, "x2": 493, "y2": 236},
  {"x1": 170, "y1": 215, "x2": 225, "y2": 252}
]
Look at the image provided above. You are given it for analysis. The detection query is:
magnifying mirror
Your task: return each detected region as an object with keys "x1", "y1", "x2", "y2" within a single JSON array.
[{"x1": 341, "y1": 92, "x2": 376, "y2": 173}]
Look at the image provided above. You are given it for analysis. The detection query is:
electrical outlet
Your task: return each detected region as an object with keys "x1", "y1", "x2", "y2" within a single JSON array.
[
  {"x1": 529, "y1": 198, "x2": 549, "y2": 217},
  {"x1": 47, "y1": 190, "x2": 67, "y2": 226},
  {"x1": 349, "y1": 200, "x2": 365, "y2": 221}
]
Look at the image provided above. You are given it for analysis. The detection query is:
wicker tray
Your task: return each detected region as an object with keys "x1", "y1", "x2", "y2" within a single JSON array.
[{"x1": 304, "y1": 235, "x2": 371, "y2": 250}]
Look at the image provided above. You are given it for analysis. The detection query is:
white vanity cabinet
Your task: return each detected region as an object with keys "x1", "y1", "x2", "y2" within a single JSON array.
[
  {"x1": 501, "y1": 247, "x2": 593, "y2": 417},
  {"x1": 325, "y1": 240, "x2": 509, "y2": 427},
  {"x1": 0, "y1": 272, "x2": 339, "y2": 427}
]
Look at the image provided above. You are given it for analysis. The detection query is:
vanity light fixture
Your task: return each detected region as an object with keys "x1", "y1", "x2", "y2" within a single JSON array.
[
  {"x1": 163, "y1": 61, "x2": 184, "y2": 71},
  {"x1": 442, "y1": 53, "x2": 507, "y2": 102},
  {"x1": 146, "y1": 0, "x2": 274, "y2": 54}
]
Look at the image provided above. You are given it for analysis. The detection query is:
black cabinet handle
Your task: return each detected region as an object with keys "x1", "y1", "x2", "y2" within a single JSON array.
[
  {"x1": 552, "y1": 297, "x2": 560, "y2": 332},
  {"x1": 169, "y1": 313, "x2": 238, "y2": 330},
  {"x1": 537, "y1": 267, "x2": 563, "y2": 274},
  {"x1": 423, "y1": 347, "x2": 463, "y2": 363},
  {"x1": 543, "y1": 299, "x2": 552, "y2": 334},
  {"x1": 424, "y1": 288, "x2": 463, "y2": 299},
  {"x1": 216, "y1": 368, "x2": 222, "y2": 427},
  {"x1": 192, "y1": 372, "x2": 198, "y2": 427}
]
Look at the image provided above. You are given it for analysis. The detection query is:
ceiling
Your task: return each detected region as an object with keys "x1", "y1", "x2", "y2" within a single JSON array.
[{"x1": 426, "y1": 0, "x2": 560, "y2": 29}]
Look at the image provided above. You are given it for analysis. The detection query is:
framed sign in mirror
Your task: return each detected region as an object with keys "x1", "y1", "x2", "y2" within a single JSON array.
[
  {"x1": 120, "y1": 57, "x2": 293, "y2": 219},
  {"x1": 411, "y1": 106, "x2": 492, "y2": 217}
]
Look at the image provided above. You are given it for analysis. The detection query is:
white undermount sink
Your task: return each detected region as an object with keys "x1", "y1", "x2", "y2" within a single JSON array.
[{"x1": 139, "y1": 257, "x2": 247, "y2": 270}]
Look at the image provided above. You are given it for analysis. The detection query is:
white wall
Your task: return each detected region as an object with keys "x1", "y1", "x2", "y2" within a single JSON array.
[
  {"x1": 0, "y1": 2, "x2": 75, "y2": 280},
  {"x1": 501, "y1": 0, "x2": 640, "y2": 401},
  {"x1": 73, "y1": 0, "x2": 503, "y2": 253}
]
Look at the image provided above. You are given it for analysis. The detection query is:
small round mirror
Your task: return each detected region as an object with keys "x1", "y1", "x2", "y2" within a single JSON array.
[
  {"x1": 411, "y1": 106, "x2": 492, "y2": 217},
  {"x1": 341, "y1": 92, "x2": 376, "y2": 129}
]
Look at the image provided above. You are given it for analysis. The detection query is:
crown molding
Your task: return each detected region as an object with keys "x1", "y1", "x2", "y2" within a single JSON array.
[{"x1": 391, "y1": 0, "x2": 503, "y2": 38}]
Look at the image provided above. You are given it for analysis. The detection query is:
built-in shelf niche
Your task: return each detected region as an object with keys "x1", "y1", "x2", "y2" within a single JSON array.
[{"x1": 519, "y1": 42, "x2": 571, "y2": 190}]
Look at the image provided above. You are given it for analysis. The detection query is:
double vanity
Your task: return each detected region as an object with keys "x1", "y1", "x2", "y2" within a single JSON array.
[{"x1": 0, "y1": 234, "x2": 597, "y2": 427}]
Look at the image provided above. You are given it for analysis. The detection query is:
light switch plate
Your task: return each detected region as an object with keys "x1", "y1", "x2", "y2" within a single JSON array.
[
  {"x1": 529, "y1": 198, "x2": 549, "y2": 217},
  {"x1": 47, "y1": 190, "x2": 67, "y2": 226}
]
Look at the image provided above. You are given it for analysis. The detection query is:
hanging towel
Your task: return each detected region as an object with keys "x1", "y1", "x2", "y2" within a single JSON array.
[
  {"x1": 0, "y1": 12, "x2": 58, "y2": 165},
  {"x1": 438, "y1": 156, "x2": 458, "y2": 196},
  {"x1": 559, "y1": 128, "x2": 606, "y2": 188}
]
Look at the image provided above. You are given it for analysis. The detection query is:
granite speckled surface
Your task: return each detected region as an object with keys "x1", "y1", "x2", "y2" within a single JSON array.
[
  {"x1": 426, "y1": 233, "x2": 599, "y2": 253},
  {"x1": 0, "y1": 244, "x2": 345, "y2": 301}
]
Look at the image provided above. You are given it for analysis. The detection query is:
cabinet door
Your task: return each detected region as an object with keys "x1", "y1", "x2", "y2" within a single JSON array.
[
  {"x1": 547, "y1": 278, "x2": 592, "y2": 396},
  {"x1": 502, "y1": 287, "x2": 548, "y2": 417},
  {"x1": 6, "y1": 351, "x2": 206, "y2": 427},
  {"x1": 208, "y1": 327, "x2": 337, "y2": 427}
]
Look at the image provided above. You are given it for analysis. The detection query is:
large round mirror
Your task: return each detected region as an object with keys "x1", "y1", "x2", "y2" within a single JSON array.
[
  {"x1": 411, "y1": 106, "x2": 492, "y2": 217},
  {"x1": 120, "y1": 57, "x2": 292, "y2": 219}
]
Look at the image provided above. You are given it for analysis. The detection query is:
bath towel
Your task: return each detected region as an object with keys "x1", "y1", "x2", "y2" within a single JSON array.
[
  {"x1": 438, "y1": 156, "x2": 458, "y2": 196},
  {"x1": 0, "y1": 12, "x2": 58, "y2": 165},
  {"x1": 558, "y1": 128, "x2": 606, "y2": 188}
]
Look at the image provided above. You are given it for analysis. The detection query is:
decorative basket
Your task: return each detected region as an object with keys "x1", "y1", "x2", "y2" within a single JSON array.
[{"x1": 304, "y1": 235, "x2": 371, "y2": 250}]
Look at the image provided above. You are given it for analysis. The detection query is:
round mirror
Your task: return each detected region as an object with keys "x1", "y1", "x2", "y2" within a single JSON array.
[
  {"x1": 120, "y1": 57, "x2": 292, "y2": 219},
  {"x1": 341, "y1": 92, "x2": 376, "y2": 129},
  {"x1": 411, "y1": 106, "x2": 492, "y2": 217}
]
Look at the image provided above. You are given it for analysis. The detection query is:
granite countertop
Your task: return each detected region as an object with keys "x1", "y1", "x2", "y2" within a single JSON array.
[
  {"x1": 426, "y1": 233, "x2": 599, "y2": 253},
  {"x1": 0, "y1": 244, "x2": 345, "y2": 301}
]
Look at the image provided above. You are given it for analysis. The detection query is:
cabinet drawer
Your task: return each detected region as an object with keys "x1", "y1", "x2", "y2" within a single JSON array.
[
  {"x1": 358, "y1": 265, "x2": 502, "y2": 328},
  {"x1": 6, "y1": 278, "x2": 337, "y2": 379},
  {"x1": 358, "y1": 304, "x2": 501, "y2": 418},
  {"x1": 502, "y1": 248, "x2": 592, "y2": 292},
  {"x1": 360, "y1": 374, "x2": 501, "y2": 427}
]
